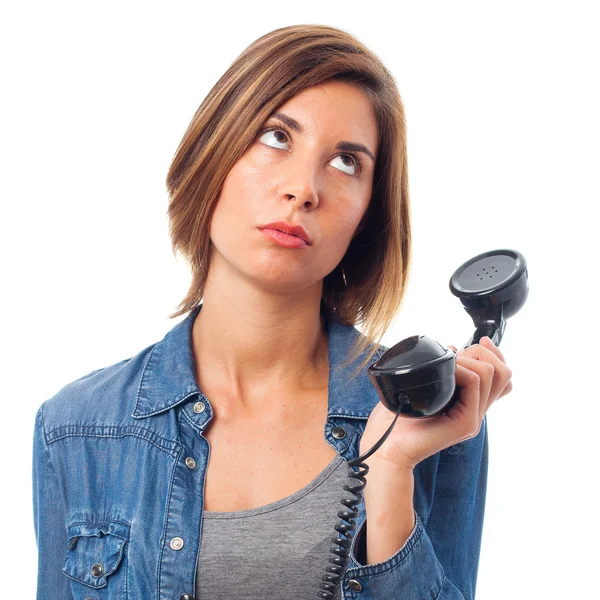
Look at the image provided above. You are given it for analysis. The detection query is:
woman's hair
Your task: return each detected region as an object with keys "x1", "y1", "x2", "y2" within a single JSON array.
[{"x1": 165, "y1": 24, "x2": 412, "y2": 381}]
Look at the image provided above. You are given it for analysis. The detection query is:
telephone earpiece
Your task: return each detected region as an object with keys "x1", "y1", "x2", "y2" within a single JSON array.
[{"x1": 367, "y1": 249, "x2": 528, "y2": 418}]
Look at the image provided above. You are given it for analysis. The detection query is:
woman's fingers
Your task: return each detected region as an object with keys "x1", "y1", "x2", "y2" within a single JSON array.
[
  {"x1": 480, "y1": 336, "x2": 508, "y2": 364},
  {"x1": 462, "y1": 342, "x2": 512, "y2": 409},
  {"x1": 498, "y1": 380, "x2": 513, "y2": 398},
  {"x1": 445, "y1": 362, "x2": 483, "y2": 442},
  {"x1": 480, "y1": 337, "x2": 513, "y2": 399},
  {"x1": 457, "y1": 356, "x2": 494, "y2": 419},
  {"x1": 448, "y1": 337, "x2": 514, "y2": 425}
]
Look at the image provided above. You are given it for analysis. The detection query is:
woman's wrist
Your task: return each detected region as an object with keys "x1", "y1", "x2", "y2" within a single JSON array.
[{"x1": 361, "y1": 460, "x2": 416, "y2": 564}]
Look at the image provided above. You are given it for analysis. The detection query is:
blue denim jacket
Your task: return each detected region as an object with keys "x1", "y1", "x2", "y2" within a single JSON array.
[{"x1": 32, "y1": 303, "x2": 488, "y2": 600}]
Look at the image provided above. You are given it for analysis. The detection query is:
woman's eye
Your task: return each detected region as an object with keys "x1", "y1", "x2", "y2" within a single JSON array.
[
  {"x1": 329, "y1": 154, "x2": 359, "y2": 176},
  {"x1": 258, "y1": 128, "x2": 290, "y2": 150},
  {"x1": 257, "y1": 127, "x2": 361, "y2": 176}
]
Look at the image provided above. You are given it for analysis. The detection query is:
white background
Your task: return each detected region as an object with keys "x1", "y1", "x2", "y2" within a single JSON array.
[{"x1": 2, "y1": 1, "x2": 598, "y2": 597}]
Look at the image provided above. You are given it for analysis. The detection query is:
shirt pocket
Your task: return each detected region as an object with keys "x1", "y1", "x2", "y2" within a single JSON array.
[{"x1": 62, "y1": 520, "x2": 129, "y2": 597}]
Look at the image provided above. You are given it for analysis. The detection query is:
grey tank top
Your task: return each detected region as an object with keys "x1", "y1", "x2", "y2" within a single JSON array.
[{"x1": 195, "y1": 453, "x2": 359, "y2": 599}]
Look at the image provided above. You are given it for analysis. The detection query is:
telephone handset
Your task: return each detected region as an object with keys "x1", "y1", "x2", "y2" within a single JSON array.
[{"x1": 317, "y1": 249, "x2": 529, "y2": 599}]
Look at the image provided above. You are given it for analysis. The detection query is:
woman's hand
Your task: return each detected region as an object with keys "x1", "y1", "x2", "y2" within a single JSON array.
[{"x1": 359, "y1": 336, "x2": 513, "y2": 472}]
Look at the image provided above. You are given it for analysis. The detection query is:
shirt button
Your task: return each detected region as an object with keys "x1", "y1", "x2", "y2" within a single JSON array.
[
  {"x1": 332, "y1": 426, "x2": 347, "y2": 439},
  {"x1": 348, "y1": 579, "x2": 363, "y2": 591},
  {"x1": 179, "y1": 595, "x2": 196, "y2": 600},
  {"x1": 193, "y1": 401, "x2": 206, "y2": 413},
  {"x1": 90, "y1": 562, "x2": 104, "y2": 577},
  {"x1": 185, "y1": 456, "x2": 197, "y2": 469},
  {"x1": 170, "y1": 536, "x2": 184, "y2": 550}
]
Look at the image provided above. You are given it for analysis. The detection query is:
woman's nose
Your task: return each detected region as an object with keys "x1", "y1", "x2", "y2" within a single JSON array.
[
  {"x1": 283, "y1": 191, "x2": 319, "y2": 210},
  {"x1": 279, "y1": 156, "x2": 322, "y2": 207}
]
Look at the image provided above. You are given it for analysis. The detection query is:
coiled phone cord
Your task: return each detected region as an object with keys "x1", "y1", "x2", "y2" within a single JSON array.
[{"x1": 316, "y1": 405, "x2": 403, "y2": 599}]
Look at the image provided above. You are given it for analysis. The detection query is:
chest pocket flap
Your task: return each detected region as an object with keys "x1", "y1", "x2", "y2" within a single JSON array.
[{"x1": 62, "y1": 521, "x2": 130, "y2": 588}]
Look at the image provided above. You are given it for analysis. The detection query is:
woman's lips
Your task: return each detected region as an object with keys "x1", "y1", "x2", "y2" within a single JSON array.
[{"x1": 260, "y1": 228, "x2": 309, "y2": 248}]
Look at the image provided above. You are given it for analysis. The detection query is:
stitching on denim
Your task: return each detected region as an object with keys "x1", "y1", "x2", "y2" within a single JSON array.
[
  {"x1": 63, "y1": 526, "x2": 129, "y2": 588},
  {"x1": 347, "y1": 422, "x2": 363, "y2": 458},
  {"x1": 345, "y1": 514, "x2": 425, "y2": 576},
  {"x1": 124, "y1": 529, "x2": 129, "y2": 598},
  {"x1": 433, "y1": 575, "x2": 450, "y2": 599},
  {"x1": 328, "y1": 412, "x2": 369, "y2": 420},
  {"x1": 345, "y1": 519, "x2": 442, "y2": 598},
  {"x1": 67, "y1": 519, "x2": 131, "y2": 530},
  {"x1": 39, "y1": 401, "x2": 50, "y2": 447},
  {"x1": 347, "y1": 513, "x2": 366, "y2": 565},
  {"x1": 180, "y1": 403, "x2": 206, "y2": 433},
  {"x1": 156, "y1": 438, "x2": 183, "y2": 598},
  {"x1": 331, "y1": 421, "x2": 354, "y2": 454},
  {"x1": 133, "y1": 342, "x2": 160, "y2": 415},
  {"x1": 46, "y1": 423, "x2": 178, "y2": 448},
  {"x1": 49, "y1": 431, "x2": 176, "y2": 458},
  {"x1": 46, "y1": 424, "x2": 178, "y2": 453},
  {"x1": 38, "y1": 402, "x2": 74, "y2": 534},
  {"x1": 46, "y1": 426, "x2": 179, "y2": 458},
  {"x1": 136, "y1": 390, "x2": 201, "y2": 419}
]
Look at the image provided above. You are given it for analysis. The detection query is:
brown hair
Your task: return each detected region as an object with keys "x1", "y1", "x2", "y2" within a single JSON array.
[{"x1": 165, "y1": 24, "x2": 412, "y2": 381}]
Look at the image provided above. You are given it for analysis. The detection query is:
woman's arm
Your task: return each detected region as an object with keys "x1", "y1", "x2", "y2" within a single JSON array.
[
  {"x1": 32, "y1": 402, "x2": 74, "y2": 600},
  {"x1": 344, "y1": 415, "x2": 489, "y2": 599},
  {"x1": 361, "y1": 459, "x2": 416, "y2": 565}
]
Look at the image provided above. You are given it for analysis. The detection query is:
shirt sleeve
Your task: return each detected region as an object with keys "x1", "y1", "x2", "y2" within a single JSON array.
[
  {"x1": 32, "y1": 402, "x2": 74, "y2": 600},
  {"x1": 343, "y1": 414, "x2": 489, "y2": 599}
]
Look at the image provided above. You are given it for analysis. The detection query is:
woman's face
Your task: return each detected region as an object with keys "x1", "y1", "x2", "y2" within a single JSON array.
[{"x1": 208, "y1": 79, "x2": 379, "y2": 294}]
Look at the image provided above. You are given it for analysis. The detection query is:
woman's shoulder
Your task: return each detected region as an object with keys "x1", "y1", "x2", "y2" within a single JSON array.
[{"x1": 37, "y1": 340, "x2": 158, "y2": 433}]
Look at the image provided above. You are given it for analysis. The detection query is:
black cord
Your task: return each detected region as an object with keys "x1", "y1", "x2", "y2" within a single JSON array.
[{"x1": 316, "y1": 406, "x2": 403, "y2": 599}]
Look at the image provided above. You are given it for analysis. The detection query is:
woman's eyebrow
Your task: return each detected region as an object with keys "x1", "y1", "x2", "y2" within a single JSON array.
[{"x1": 269, "y1": 111, "x2": 376, "y2": 162}]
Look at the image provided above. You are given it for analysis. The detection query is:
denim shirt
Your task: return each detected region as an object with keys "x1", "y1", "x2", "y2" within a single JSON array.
[{"x1": 32, "y1": 303, "x2": 488, "y2": 600}]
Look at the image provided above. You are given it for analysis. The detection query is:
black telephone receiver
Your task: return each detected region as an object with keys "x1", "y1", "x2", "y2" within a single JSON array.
[
  {"x1": 368, "y1": 248, "x2": 528, "y2": 418},
  {"x1": 317, "y1": 248, "x2": 529, "y2": 599}
]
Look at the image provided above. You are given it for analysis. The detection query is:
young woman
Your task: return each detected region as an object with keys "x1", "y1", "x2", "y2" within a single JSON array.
[{"x1": 32, "y1": 24, "x2": 513, "y2": 600}]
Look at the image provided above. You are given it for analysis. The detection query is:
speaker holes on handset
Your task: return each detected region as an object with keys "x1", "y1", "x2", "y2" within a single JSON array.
[{"x1": 477, "y1": 265, "x2": 498, "y2": 280}]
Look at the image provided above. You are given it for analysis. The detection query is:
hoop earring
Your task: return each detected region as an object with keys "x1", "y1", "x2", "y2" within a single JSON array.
[{"x1": 341, "y1": 264, "x2": 347, "y2": 288}]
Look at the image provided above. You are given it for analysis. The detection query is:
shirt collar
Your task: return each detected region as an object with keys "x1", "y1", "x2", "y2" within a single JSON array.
[{"x1": 132, "y1": 303, "x2": 384, "y2": 420}]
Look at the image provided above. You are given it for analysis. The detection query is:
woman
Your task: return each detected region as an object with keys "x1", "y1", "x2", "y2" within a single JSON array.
[{"x1": 32, "y1": 24, "x2": 513, "y2": 600}]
